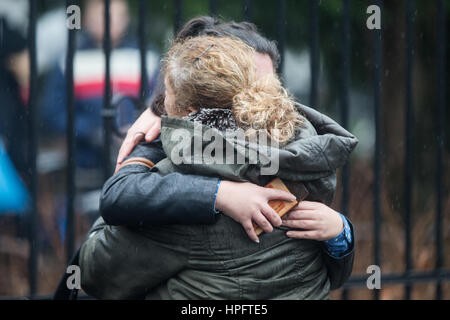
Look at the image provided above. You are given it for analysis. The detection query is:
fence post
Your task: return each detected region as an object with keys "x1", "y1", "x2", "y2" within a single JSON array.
[
  {"x1": 243, "y1": 0, "x2": 252, "y2": 21},
  {"x1": 65, "y1": 0, "x2": 78, "y2": 263},
  {"x1": 276, "y1": 0, "x2": 286, "y2": 76},
  {"x1": 340, "y1": 0, "x2": 351, "y2": 300},
  {"x1": 138, "y1": 0, "x2": 149, "y2": 104},
  {"x1": 372, "y1": 0, "x2": 384, "y2": 301},
  {"x1": 102, "y1": 0, "x2": 113, "y2": 181},
  {"x1": 174, "y1": 0, "x2": 183, "y2": 35},
  {"x1": 209, "y1": 0, "x2": 217, "y2": 17},
  {"x1": 404, "y1": 0, "x2": 415, "y2": 300},
  {"x1": 27, "y1": 0, "x2": 38, "y2": 298},
  {"x1": 435, "y1": 0, "x2": 447, "y2": 301},
  {"x1": 309, "y1": 0, "x2": 319, "y2": 108}
]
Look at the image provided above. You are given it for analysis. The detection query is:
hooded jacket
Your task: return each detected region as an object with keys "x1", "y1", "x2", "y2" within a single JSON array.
[{"x1": 79, "y1": 103, "x2": 358, "y2": 299}]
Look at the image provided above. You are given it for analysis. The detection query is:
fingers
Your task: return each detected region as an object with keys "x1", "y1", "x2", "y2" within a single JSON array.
[
  {"x1": 283, "y1": 210, "x2": 317, "y2": 221},
  {"x1": 286, "y1": 230, "x2": 320, "y2": 240},
  {"x1": 145, "y1": 120, "x2": 162, "y2": 142},
  {"x1": 282, "y1": 219, "x2": 317, "y2": 230},
  {"x1": 295, "y1": 201, "x2": 322, "y2": 210},
  {"x1": 264, "y1": 188, "x2": 296, "y2": 202},
  {"x1": 260, "y1": 204, "x2": 282, "y2": 227},
  {"x1": 252, "y1": 212, "x2": 273, "y2": 234},
  {"x1": 242, "y1": 220, "x2": 260, "y2": 243},
  {"x1": 117, "y1": 109, "x2": 159, "y2": 165},
  {"x1": 116, "y1": 137, "x2": 134, "y2": 166},
  {"x1": 116, "y1": 131, "x2": 145, "y2": 165}
]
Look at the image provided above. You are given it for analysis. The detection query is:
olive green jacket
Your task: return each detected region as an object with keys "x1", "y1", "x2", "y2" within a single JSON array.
[{"x1": 79, "y1": 104, "x2": 358, "y2": 300}]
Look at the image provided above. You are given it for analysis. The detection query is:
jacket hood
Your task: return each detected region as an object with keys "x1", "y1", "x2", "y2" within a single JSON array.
[{"x1": 158, "y1": 103, "x2": 358, "y2": 183}]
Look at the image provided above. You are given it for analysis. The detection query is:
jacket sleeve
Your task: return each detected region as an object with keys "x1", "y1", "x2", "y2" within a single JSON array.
[
  {"x1": 321, "y1": 218, "x2": 355, "y2": 290},
  {"x1": 79, "y1": 218, "x2": 190, "y2": 299},
  {"x1": 100, "y1": 141, "x2": 220, "y2": 227}
]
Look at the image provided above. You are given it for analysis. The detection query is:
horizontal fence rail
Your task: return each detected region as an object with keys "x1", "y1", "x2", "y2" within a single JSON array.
[{"x1": 9, "y1": 0, "x2": 448, "y2": 299}]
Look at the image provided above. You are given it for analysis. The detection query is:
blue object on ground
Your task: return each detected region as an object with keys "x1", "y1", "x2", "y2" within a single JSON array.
[{"x1": 0, "y1": 140, "x2": 30, "y2": 214}]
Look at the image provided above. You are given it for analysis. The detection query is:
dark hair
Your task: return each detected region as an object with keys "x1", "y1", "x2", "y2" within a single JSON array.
[
  {"x1": 176, "y1": 16, "x2": 280, "y2": 68},
  {"x1": 150, "y1": 16, "x2": 280, "y2": 116}
]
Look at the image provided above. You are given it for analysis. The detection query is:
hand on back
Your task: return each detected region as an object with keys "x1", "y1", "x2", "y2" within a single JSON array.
[
  {"x1": 116, "y1": 108, "x2": 162, "y2": 171},
  {"x1": 215, "y1": 181, "x2": 296, "y2": 243},
  {"x1": 115, "y1": 110, "x2": 343, "y2": 244},
  {"x1": 282, "y1": 201, "x2": 344, "y2": 241}
]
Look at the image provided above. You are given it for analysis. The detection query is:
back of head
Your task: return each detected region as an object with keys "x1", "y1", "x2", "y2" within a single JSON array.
[
  {"x1": 163, "y1": 36, "x2": 256, "y2": 111},
  {"x1": 163, "y1": 36, "x2": 303, "y2": 144},
  {"x1": 150, "y1": 16, "x2": 280, "y2": 116},
  {"x1": 175, "y1": 16, "x2": 219, "y2": 40},
  {"x1": 176, "y1": 16, "x2": 280, "y2": 70}
]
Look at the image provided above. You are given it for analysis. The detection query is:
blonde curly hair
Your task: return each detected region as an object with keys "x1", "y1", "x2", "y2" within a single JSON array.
[{"x1": 163, "y1": 36, "x2": 304, "y2": 143}]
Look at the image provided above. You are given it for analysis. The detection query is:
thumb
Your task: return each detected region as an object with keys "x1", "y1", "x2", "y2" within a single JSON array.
[{"x1": 264, "y1": 188, "x2": 296, "y2": 202}]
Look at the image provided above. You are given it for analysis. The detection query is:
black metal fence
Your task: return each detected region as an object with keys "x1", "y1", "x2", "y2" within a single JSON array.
[{"x1": 20, "y1": 0, "x2": 450, "y2": 299}]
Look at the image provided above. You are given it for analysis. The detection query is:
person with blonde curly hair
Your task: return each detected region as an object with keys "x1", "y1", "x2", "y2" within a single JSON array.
[
  {"x1": 110, "y1": 17, "x2": 355, "y2": 249},
  {"x1": 163, "y1": 36, "x2": 303, "y2": 144},
  {"x1": 78, "y1": 33, "x2": 358, "y2": 300}
]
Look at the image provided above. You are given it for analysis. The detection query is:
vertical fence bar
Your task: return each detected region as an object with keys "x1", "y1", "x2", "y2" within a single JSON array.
[
  {"x1": 138, "y1": 0, "x2": 148, "y2": 104},
  {"x1": 276, "y1": 0, "x2": 286, "y2": 75},
  {"x1": 174, "y1": 0, "x2": 183, "y2": 34},
  {"x1": 339, "y1": 0, "x2": 351, "y2": 300},
  {"x1": 243, "y1": 0, "x2": 252, "y2": 21},
  {"x1": 102, "y1": 0, "x2": 113, "y2": 181},
  {"x1": 209, "y1": 0, "x2": 217, "y2": 17},
  {"x1": 372, "y1": 0, "x2": 383, "y2": 301},
  {"x1": 309, "y1": 0, "x2": 319, "y2": 108},
  {"x1": 27, "y1": 0, "x2": 38, "y2": 298},
  {"x1": 65, "y1": 0, "x2": 77, "y2": 262},
  {"x1": 435, "y1": 0, "x2": 446, "y2": 301},
  {"x1": 340, "y1": 0, "x2": 350, "y2": 218},
  {"x1": 404, "y1": 0, "x2": 415, "y2": 300}
]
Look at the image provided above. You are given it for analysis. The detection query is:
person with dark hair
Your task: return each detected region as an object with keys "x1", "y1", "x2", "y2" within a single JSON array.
[
  {"x1": 146, "y1": 16, "x2": 280, "y2": 120},
  {"x1": 174, "y1": 16, "x2": 280, "y2": 69},
  {"x1": 113, "y1": 15, "x2": 354, "y2": 250},
  {"x1": 77, "y1": 17, "x2": 356, "y2": 299},
  {"x1": 79, "y1": 34, "x2": 357, "y2": 299},
  {"x1": 118, "y1": 16, "x2": 281, "y2": 151}
]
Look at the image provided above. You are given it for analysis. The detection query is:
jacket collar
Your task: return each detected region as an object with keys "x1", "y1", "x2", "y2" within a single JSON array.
[{"x1": 159, "y1": 105, "x2": 358, "y2": 181}]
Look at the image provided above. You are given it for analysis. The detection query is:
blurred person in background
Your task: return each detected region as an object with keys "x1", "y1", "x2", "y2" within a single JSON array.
[
  {"x1": 36, "y1": 0, "x2": 160, "y2": 250},
  {"x1": 0, "y1": 16, "x2": 29, "y2": 258},
  {"x1": 0, "y1": 16, "x2": 29, "y2": 180},
  {"x1": 41, "y1": 0, "x2": 159, "y2": 186}
]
